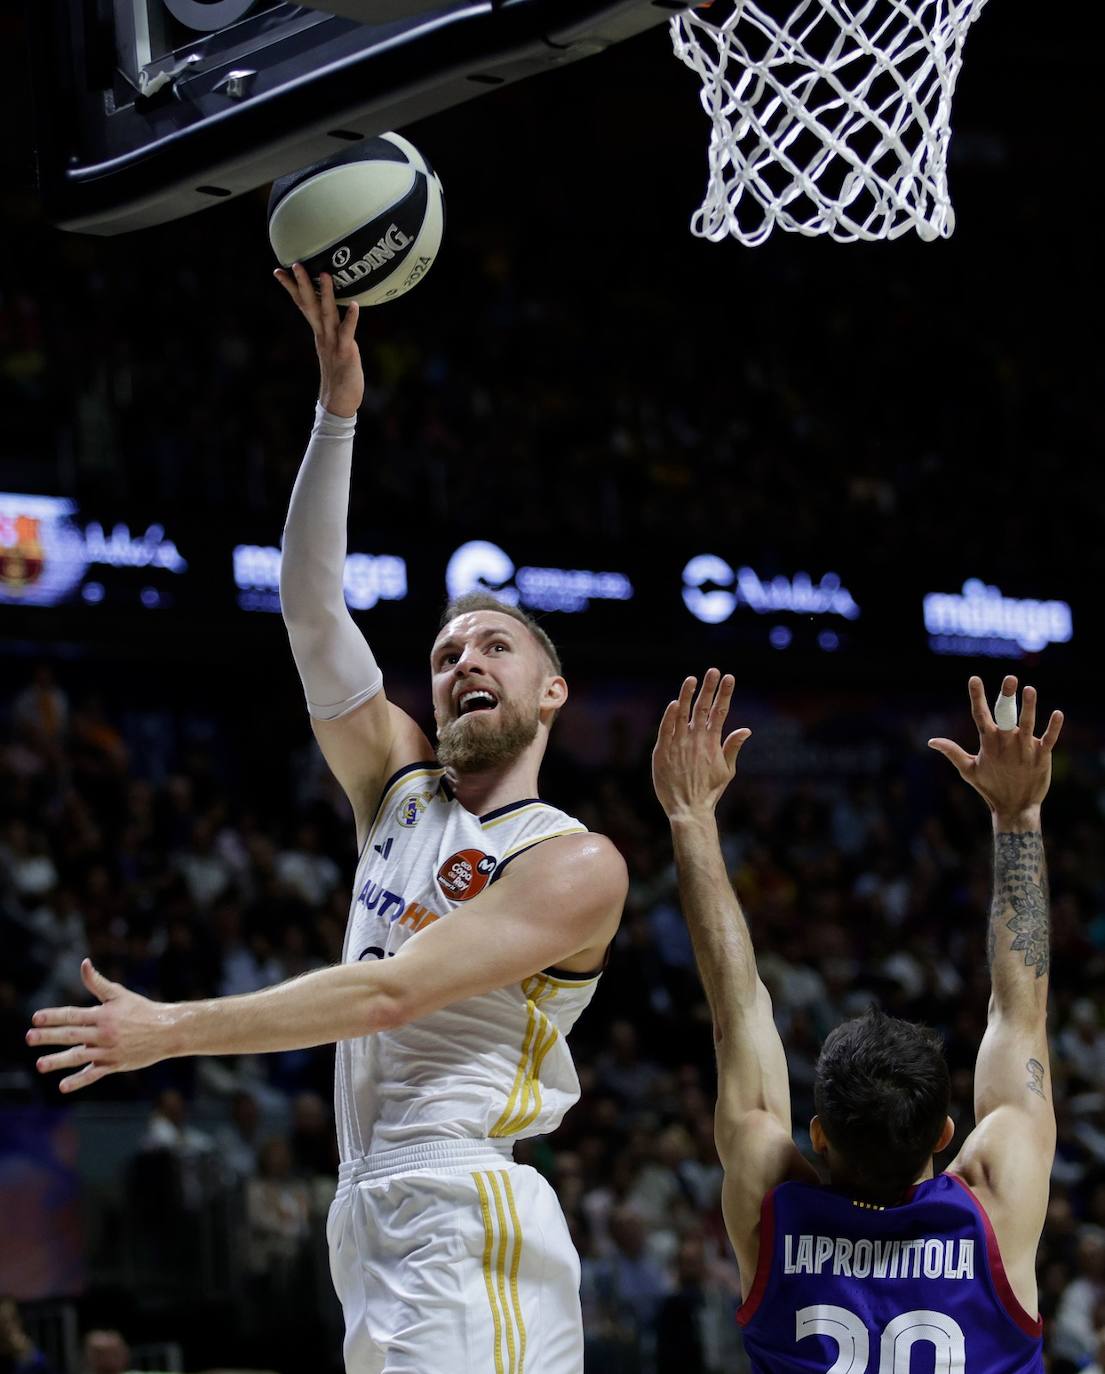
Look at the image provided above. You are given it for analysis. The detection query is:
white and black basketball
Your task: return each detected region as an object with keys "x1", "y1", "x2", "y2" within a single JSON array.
[{"x1": 267, "y1": 133, "x2": 444, "y2": 307}]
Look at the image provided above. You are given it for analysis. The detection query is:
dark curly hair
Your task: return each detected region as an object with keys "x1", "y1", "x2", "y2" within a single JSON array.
[{"x1": 814, "y1": 1006, "x2": 951, "y2": 1196}]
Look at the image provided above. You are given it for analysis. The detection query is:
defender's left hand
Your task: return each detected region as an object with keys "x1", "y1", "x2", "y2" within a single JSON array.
[
  {"x1": 652, "y1": 669, "x2": 751, "y2": 823},
  {"x1": 26, "y1": 960, "x2": 174, "y2": 1093}
]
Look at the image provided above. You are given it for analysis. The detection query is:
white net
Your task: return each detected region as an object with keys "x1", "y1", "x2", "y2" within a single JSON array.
[{"x1": 671, "y1": 0, "x2": 991, "y2": 245}]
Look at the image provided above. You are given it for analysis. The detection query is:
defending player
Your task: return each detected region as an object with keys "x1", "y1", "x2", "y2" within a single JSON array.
[
  {"x1": 26, "y1": 266, "x2": 627, "y2": 1374},
  {"x1": 652, "y1": 669, "x2": 1061, "y2": 1373}
]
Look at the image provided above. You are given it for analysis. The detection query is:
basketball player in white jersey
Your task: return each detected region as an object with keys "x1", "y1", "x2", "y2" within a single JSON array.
[{"x1": 26, "y1": 265, "x2": 627, "y2": 1374}]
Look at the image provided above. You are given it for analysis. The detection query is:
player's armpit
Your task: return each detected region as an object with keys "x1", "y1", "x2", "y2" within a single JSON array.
[
  {"x1": 312, "y1": 698, "x2": 433, "y2": 849},
  {"x1": 370, "y1": 833, "x2": 627, "y2": 1023},
  {"x1": 719, "y1": 1112, "x2": 818, "y2": 1296}
]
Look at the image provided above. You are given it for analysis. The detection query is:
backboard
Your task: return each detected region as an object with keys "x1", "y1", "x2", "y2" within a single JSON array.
[{"x1": 28, "y1": 0, "x2": 682, "y2": 235}]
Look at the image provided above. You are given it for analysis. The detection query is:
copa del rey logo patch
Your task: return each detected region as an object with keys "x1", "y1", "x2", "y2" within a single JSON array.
[{"x1": 437, "y1": 849, "x2": 497, "y2": 901}]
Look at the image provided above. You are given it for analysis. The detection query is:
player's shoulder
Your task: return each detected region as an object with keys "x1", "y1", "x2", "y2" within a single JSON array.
[
  {"x1": 494, "y1": 824, "x2": 626, "y2": 895},
  {"x1": 476, "y1": 794, "x2": 586, "y2": 834}
]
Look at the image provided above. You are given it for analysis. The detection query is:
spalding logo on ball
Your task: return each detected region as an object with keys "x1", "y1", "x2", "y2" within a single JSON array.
[{"x1": 268, "y1": 133, "x2": 444, "y2": 307}]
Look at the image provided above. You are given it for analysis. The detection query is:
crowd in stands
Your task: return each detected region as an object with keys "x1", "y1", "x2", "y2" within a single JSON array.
[{"x1": 3, "y1": 657, "x2": 1105, "y2": 1372}]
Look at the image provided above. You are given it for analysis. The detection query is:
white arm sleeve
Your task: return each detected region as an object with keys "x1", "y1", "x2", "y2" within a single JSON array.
[{"x1": 279, "y1": 404, "x2": 384, "y2": 721}]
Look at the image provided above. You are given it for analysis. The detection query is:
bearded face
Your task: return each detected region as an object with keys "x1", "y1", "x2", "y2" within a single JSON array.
[
  {"x1": 436, "y1": 686, "x2": 541, "y2": 773},
  {"x1": 431, "y1": 611, "x2": 565, "y2": 774}
]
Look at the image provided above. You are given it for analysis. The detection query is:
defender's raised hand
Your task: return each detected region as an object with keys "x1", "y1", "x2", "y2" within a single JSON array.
[
  {"x1": 928, "y1": 675, "x2": 1064, "y2": 821},
  {"x1": 274, "y1": 262, "x2": 364, "y2": 417},
  {"x1": 652, "y1": 669, "x2": 752, "y2": 823}
]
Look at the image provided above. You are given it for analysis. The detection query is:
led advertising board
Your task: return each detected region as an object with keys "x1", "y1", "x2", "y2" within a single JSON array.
[
  {"x1": 1, "y1": 502, "x2": 1078, "y2": 676},
  {"x1": 922, "y1": 579, "x2": 1073, "y2": 659},
  {"x1": 0, "y1": 492, "x2": 188, "y2": 610}
]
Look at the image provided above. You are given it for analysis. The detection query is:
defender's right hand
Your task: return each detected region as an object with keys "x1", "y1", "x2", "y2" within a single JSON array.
[
  {"x1": 928, "y1": 675, "x2": 1064, "y2": 821},
  {"x1": 652, "y1": 669, "x2": 751, "y2": 823},
  {"x1": 274, "y1": 262, "x2": 364, "y2": 417}
]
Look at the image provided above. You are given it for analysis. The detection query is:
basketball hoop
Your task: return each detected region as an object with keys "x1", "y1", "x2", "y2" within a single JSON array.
[{"x1": 671, "y1": 0, "x2": 991, "y2": 245}]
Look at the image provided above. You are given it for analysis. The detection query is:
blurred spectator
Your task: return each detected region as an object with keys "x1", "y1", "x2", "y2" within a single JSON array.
[
  {"x1": 1059, "y1": 1000, "x2": 1105, "y2": 1093},
  {"x1": 596, "y1": 1021, "x2": 661, "y2": 1106},
  {"x1": 274, "y1": 823, "x2": 340, "y2": 908},
  {"x1": 289, "y1": 1091, "x2": 336, "y2": 1180},
  {"x1": 81, "y1": 1330, "x2": 131, "y2": 1374},
  {"x1": 1082, "y1": 1329, "x2": 1105, "y2": 1374},
  {"x1": 655, "y1": 1234, "x2": 744, "y2": 1374},
  {"x1": 246, "y1": 1138, "x2": 311, "y2": 1281},
  {"x1": 582, "y1": 1207, "x2": 671, "y2": 1370},
  {"x1": 0, "y1": 822, "x2": 58, "y2": 904},
  {"x1": 0, "y1": 1299, "x2": 52, "y2": 1374},
  {"x1": 138, "y1": 1088, "x2": 217, "y2": 1208},
  {"x1": 10, "y1": 666, "x2": 67, "y2": 762},
  {"x1": 244, "y1": 1138, "x2": 314, "y2": 1371},
  {"x1": 1052, "y1": 1228, "x2": 1105, "y2": 1366},
  {"x1": 216, "y1": 1090, "x2": 262, "y2": 1183},
  {"x1": 141, "y1": 1088, "x2": 213, "y2": 1157},
  {"x1": 175, "y1": 819, "x2": 234, "y2": 910}
]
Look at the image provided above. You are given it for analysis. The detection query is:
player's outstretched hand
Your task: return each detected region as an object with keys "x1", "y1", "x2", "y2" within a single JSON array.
[
  {"x1": 273, "y1": 261, "x2": 364, "y2": 418},
  {"x1": 652, "y1": 669, "x2": 752, "y2": 823},
  {"x1": 26, "y1": 959, "x2": 172, "y2": 1094},
  {"x1": 928, "y1": 675, "x2": 1064, "y2": 821}
]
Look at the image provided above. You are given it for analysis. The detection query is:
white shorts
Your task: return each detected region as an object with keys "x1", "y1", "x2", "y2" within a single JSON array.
[{"x1": 327, "y1": 1139, "x2": 583, "y2": 1374}]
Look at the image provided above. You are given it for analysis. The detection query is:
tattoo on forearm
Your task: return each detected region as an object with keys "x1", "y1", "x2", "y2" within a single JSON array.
[
  {"x1": 1026, "y1": 1058, "x2": 1046, "y2": 1100},
  {"x1": 990, "y1": 832, "x2": 1050, "y2": 979}
]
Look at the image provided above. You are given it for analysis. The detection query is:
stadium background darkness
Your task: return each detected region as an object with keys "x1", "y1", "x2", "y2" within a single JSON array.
[{"x1": 4, "y1": 4, "x2": 1105, "y2": 1372}]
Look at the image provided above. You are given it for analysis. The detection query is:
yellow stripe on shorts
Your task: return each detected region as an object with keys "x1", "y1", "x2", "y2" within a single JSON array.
[
  {"x1": 502, "y1": 1171, "x2": 528, "y2": 1372},
  {"x1": 474, "y1": 1171, "x2": 506, "y2": 1374},
  {"x1": 474, "y1": 1170, "x2": 527, "y2": 1374}
]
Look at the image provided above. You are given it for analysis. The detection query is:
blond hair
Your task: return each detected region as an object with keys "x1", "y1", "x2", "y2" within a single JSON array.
[{"x1": 438, "y1": 593, "x2": 562, "y2": 676}]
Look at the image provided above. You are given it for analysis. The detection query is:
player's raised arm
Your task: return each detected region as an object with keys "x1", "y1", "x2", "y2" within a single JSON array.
[
  {"x1": 933, "y1": 675, "x2": 1064, "y2": 1310},
  {"x1": 652, "y1": 671, "x2": 815, "y2": 1291},
  {"x1": 274, "y1": 264, "x2": 429, "y2": 841}
]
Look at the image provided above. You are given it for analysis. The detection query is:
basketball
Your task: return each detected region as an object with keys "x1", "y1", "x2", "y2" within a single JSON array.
[{"x1": 267, "y1": 133, "x2": 444, "y2": 307}]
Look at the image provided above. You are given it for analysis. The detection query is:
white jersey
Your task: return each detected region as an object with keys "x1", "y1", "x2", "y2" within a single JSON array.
[{"x1": 336, "y1": 761, "x2": 602, "y2": 1162}]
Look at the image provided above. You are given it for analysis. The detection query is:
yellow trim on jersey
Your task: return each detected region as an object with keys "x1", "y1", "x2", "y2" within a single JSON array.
[
  {"x1": 474, "y1": 1171, "x2": 506, "y2": 1374},
  {"x1": 492, "y1": 977, "x2": 562, "y2": 1138},
  {"x1": 498, "y1": 825, "x2": 587, "y2": 859},
  {"x1": 514, "y1": 1019, "x2": 561, "y2": 1135},
  {"x1": 474, "y1": 1171, "x2": 527, "y2": 1374},
  {"x1": 491, "y1": 997, "x2": 540, "y2": 1138},
  {"x1": 481, "y1": 802, "x2": 551, "y2": 831}
]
